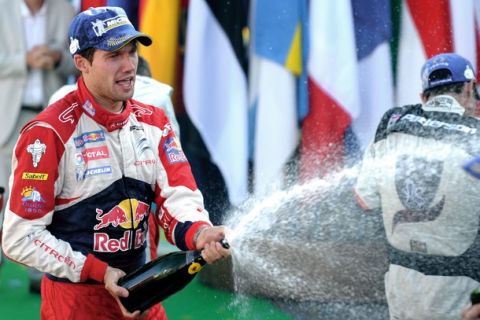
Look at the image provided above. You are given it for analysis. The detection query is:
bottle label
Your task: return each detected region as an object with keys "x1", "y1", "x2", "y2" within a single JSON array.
[{"x1": 188, "y1": 262, "x2": 203, "y2": 275}]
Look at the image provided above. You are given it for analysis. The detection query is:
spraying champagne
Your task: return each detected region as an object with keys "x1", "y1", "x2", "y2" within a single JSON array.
[{"x1": 118, "y1": 239, "x2": 230, "y2": 313}]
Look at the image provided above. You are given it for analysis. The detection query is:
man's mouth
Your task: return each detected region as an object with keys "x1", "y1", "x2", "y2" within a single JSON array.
[{"x1": 116, "y1": 77, "x2": 134, "y2": 90}]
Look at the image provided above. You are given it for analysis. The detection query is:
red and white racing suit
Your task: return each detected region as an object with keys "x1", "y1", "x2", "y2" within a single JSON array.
[{"x1": 1, "y1": 77, "x2": 211, "y2": 318}]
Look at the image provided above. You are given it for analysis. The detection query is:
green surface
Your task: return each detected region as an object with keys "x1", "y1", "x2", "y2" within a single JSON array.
[{"x1": 0, "y1": 259, "x2": 291, "y2": 320}]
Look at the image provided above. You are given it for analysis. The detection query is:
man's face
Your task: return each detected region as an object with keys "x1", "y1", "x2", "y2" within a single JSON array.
[{"x1": 83, "y1": 42, "x2": 138, "y2": 108}]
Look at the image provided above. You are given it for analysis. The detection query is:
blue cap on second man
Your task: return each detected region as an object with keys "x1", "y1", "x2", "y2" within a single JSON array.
[
  {"x1": 68, "y1": 6, "x2": 152, "y2": 55},
  {"x1": 421, "y1": 53, "x2": 476, "y2": 91}
]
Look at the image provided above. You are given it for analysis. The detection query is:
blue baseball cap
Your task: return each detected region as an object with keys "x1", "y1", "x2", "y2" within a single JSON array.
[
  {"x1": 421, "y1": 53, "x2": 476, "y2": 91},
  {"x1": 68, "y1": 6, "x2": 152, "y2": 55}
]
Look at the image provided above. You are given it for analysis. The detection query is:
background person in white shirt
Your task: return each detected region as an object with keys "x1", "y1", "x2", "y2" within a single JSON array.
[
  {"x1": 0, "y1": 0, "x2": 76, "y2": 273},
  {"x1": 0, "y1": 0, "x2": 76, "y2": 198}
]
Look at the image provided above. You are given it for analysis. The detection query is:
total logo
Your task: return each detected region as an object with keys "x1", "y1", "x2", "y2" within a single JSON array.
[{"x1": 93, "y1": 199, "x2": 149, "y2": 253}]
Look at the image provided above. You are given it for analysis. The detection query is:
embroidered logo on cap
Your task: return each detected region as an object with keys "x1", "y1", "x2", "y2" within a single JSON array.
[{"x1": 91, "y1": 15, "x2": 130, "y2": 37}]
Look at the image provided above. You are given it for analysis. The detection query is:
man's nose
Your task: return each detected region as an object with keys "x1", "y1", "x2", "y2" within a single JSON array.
[{"x1": 121, "y1": 55, "x2": 136, "y2": 72}]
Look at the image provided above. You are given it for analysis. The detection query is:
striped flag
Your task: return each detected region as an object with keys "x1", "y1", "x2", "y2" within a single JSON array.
[
  {"x1": 183, "y1": 0, "x2": 249, "y2": 206},
  {"x1": 352, "y1": 0, "x2": 393, "y2": 150},
  {"x1": 300, "y1": 0, "x2": 360, "y2": 179},
  {"x1": 250, "y1": 0, "x2": 307, "y2": 196},
  {"x1": 396, "y1": 0, "x2": 476, "y2": 106}
]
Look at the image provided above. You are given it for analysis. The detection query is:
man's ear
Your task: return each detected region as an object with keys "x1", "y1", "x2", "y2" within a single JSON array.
[
  {"x1": 462, "y1": 81, "x2": 475, "y2": 100},
  {"x1": 420, "y1": 92, "x2": 428, "y2": 103},
  {"x1": 73, "y1": 54, "x2": 90, "y2": 74}
]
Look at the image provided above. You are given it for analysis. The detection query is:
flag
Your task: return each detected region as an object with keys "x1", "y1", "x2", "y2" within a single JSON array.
[
  {"x1": 250, "y1": 0, "x2": 307, "y2": 196},
  {"x1": 81, "y1": 0, "x2": 106, "y2": 11},
  {"x1": 80, "y1": 1, "x2": 137, "y2": 26},
  {"x1": 107, "y1": 0, "x2": 139, "y2": 28},
  {"x1": 183, "y1": 0, "x2": 249, "y2": 206},
  {"x1": 352, "y1": 0, "x2": 393, "y2": 149},
  {"x1": 139, "y1": 0, "x2": 181, "y2": 87},
  {"x1": 300, "y1": 0, "x2": 360, "y2": 179},
  {"x1": 396, "y1": 0, "x2": 476, "y2": 106}
]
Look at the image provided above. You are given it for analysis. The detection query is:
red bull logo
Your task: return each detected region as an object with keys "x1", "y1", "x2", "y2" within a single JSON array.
[
  {"x1": 94, "y1": 199, "x2": 149, "y2": 230},
  {"x1": 93, "y1": 199, "x2": 149, "y2": 253},
  {"x1": 74, "y1": 130, "x2": 106, "y2": 148},
  {"x1": 163, "y1": 137, "x2": 187, "y2": 164}
]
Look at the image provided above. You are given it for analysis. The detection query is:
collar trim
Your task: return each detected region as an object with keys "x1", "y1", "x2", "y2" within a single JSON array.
[
  {"x1": 77, "y1": 77, "x2": 131, "y2": 131},
  {"x1": 422, "y1": 95, "x2": 465, "y2": 115}
]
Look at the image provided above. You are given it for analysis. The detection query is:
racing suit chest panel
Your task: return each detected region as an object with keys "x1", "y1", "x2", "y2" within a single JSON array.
[
  {"x1": 48, "y1": 113, "x2": 160, "y2": 275},
  {"x1": 58, "y1": 114, "x2": 159, "y2": 203}
]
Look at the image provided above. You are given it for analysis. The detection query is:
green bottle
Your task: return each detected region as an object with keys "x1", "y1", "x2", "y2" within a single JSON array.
[
  {"x1": 118, "y1": 239, "x2": 230, "y2": 313},
  {"x1": 471, "y1": 288, "x2": 480, "y2": 305}
]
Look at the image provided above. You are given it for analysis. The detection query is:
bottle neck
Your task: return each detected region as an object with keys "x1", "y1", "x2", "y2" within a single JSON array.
[{"x1": 187, "y1": 250, "x2": 205, "y2": 265}]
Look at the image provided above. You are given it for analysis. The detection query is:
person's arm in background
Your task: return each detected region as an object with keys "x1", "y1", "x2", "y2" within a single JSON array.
[{"x1": 46, "y1": 0, "x2": 77, "y2": 77}]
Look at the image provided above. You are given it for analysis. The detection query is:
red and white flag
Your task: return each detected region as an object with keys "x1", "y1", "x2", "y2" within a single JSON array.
[
  {"x1": 396, "y1": 0, "x2": 476, "y2": 106},
  {"x1": 300, "y1": 0, "x2": 360, "y2": 180}
]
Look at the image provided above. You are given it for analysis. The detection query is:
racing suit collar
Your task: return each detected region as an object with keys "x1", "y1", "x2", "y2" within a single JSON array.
[
  {"x1": 77, "y1": 77, "x2": 132, "y2": 132},
  {"x1": 422, "y1": 95, "x2": 465, "y2": 115}
]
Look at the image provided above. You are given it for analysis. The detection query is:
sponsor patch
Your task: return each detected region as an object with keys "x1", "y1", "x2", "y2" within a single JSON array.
[
  {"x1": 134, "y1": 159, "x2": 156, "y2": 166},
  {"x1": 163, "y1": 137, "x2": 187, "y2": 164},
  {"x1": 91, "y1": 15, "x2": 130, "y2": 37},
  {"x1": 74, "y1": 130, "x2": 105, "y2": 148},
  {"x1": 22, "y1": 172, "x2": 48, "y2": 181},
  {"x1": 81, "y1": 146, "x2": 109, "y2": 162},
  {"x1": 387, "y1": 113, "x2": 401, "y2": 129},
  {"x1": 107, "y1": 118, "x2": 129, "y2": 131},
  {"x1": 26, "y1": 139, "x2": 47, "y2": 168},
  {"x1": 410, "y1": 239, "x2": 427, "y2": 253},
  {"x1": 162, "y1": 123, "x2": 172, "y2": 137},
  {"x1": 59, "y1": 102, "x2": 78, "y2": 123},
  {"x1": 402, "y1": 114, "x2": 477, "y2": 134},
  {"x1": 21, "y1": 186, "x2": 46, "y2": 213},
  {"x1": 34, "y1": 239, "x2": 76, "y2": 269},
  {"x1": 82, "y1": 100, "x2": 96, "y2": 116},
  {"x1": 93, "y1": 199, "x2": 149, "y2": 252},
  {"x1": 77, "y1": 165, "x2": 112, "y2": 181}
]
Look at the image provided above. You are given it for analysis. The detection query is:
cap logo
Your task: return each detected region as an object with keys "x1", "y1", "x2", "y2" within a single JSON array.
[
  {"x1": 69, "y1": 37, "x2": 80, "y2": 54},
  {"x1": 465, "y1": 65, "x2": 475, "y2": 80},
  {"x1": 107, "y1": 35, "x2": 133, "y2": 47},
  {"x1": 91, "y1": 15, "x2": 130, "y2": 37}
]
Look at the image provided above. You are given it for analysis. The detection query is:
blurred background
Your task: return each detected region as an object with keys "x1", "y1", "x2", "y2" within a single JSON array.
[
  {"x1": 66, "y1": 0, "x2": 479, "y2": 222},
  {"x1": 1, "y1": 0, "x2": 479, "y2": 319}
]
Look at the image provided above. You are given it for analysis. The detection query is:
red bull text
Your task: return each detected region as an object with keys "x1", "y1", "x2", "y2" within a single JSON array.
[{"x1": 93, "y1": 199, "x2": 149, "y2": 253}]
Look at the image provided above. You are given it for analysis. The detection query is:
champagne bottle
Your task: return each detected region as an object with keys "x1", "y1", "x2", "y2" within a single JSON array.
[
  {"x1": 471, "y1": 288, "x2": 480, "y2": 305},
  {"x1": 118, "y1": 238, "x2": 230, "y2": 313}
]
